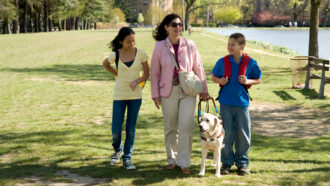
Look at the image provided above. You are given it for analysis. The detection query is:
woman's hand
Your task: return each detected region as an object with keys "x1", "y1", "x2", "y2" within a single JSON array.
[
  {"x1": 199, "y1": 93, "x2": 210, "y2": 101},
  {"x1": 130, "y1": 80, "x2": 138, "y2": 91},
  {"x1": 153, "y1": 97, "x2": 161, "y2": 109}
]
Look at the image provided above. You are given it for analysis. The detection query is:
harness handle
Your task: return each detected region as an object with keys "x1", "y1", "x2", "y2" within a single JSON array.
[{"x1": 197, "y1": 97, "x2": 220, "y2": 123}]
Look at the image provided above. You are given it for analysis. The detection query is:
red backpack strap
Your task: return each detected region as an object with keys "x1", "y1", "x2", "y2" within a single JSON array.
[
  {"x1": 220, "y1": 55, "x2": 231, "y2": 87},
  {"x1": 239, "y1": 53, "x2": 251, "y2": 89}
]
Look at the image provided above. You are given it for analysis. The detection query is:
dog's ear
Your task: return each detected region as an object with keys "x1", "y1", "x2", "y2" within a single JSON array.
[{"x1": 213, "y1": 117, "x2": 218, "y2": 131}]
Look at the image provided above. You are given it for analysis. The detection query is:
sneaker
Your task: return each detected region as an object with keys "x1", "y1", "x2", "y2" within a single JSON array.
[
  {"x1": 238, "y1": 167, "x2": 250, "y2": 176},
  {"x1": 123, "y1": 160, "x2": 136, "y2": 170},
  {"x1": 110, "y1": 150, "x2": 122, "y2": 165},
  {"x1": 220, "y1": 165, "x2": 232, "y2": 175}
]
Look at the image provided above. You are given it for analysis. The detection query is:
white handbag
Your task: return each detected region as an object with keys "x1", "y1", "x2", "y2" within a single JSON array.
[{"x1": 166, "y1": 41, "x2": 203, "y2": 96}]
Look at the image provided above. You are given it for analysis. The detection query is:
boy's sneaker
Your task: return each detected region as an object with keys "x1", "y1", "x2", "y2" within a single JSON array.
[
  {"x1": 110, "y1": 150, "x2": 122, "y2": 165},
  {"x1": 123, "y1": 160, "x2": 136, "y2": 170},
  {"x1": 238, "y1": 167, "x2": 250, "y2": 176},
  {"x1": 220, "y1": 165, "x2": 232, "y2": 175}
]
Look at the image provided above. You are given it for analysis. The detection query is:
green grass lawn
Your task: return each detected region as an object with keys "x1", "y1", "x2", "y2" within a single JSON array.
[{"x1": 0, "y1": 29, "x2": 329, "y2": 185}]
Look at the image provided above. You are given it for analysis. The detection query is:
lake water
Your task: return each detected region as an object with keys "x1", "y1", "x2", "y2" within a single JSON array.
[{"x1": 208, "y1": 28, "x2": 330, "y2": 59}]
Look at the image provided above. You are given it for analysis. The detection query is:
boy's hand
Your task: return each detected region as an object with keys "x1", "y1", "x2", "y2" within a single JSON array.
[
  {"x1": 238, "y1": 75, "x2": 249, "y2": 85},
  {"x1": 220, "y1": 76, "x2": 229, "y2": 86}
]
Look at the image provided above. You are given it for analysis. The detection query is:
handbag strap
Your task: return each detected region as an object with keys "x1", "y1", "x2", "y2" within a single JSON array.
[{"x1": 165, "y1": 40, "x2": 180, "y2": 71}]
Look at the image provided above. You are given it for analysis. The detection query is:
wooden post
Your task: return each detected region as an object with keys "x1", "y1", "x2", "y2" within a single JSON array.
[
  {"x1": 319, "y1": 60, "x2": 326, "y2": 98},
  {"x1": 304, "y1": 56, "x2": 311, "y2": 89}
]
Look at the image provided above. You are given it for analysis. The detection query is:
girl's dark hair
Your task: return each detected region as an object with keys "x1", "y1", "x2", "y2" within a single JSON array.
[
  {"x1": 152, "y1": 13, "x2": 182, "y2": 41},
  {"x1": 108, "y1": 27, "x2": 135, "y2": 51}
]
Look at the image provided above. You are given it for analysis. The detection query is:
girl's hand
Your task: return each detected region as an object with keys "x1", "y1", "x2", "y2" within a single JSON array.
[{"x1": 130, "y1": 81, "x2": 138, "y2": 91}]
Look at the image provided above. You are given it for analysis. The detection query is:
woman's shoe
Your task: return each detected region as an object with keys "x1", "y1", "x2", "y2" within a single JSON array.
[
  {"x1": 166, "y1": 164, "x2": 176, "y2": 170},
  {"x1": 181, "y1": 167, "x2": 190, "y2": 175}
]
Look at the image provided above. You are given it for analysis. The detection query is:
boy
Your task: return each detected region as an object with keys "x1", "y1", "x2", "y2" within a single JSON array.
[{"x1": 211, "y1": 33, "x2": 262, "y2": 176}]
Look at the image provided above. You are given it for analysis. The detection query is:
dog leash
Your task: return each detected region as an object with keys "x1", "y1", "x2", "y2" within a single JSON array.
[{"x1": 197, "y1": 97, "x2": 220, "y2": 123}]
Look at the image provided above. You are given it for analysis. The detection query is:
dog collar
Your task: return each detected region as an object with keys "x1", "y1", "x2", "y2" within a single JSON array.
[{"x1": 201, "y1": 130, "x2": 223, "y2": 141}]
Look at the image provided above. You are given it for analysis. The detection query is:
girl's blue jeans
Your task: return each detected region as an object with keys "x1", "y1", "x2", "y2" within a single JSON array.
[
  {"x1": 112, "y1": 99, "x2": 142, "y2": 161},
  {"x1": 220, "y1": 103, "x2": 251, "y2": 168}
]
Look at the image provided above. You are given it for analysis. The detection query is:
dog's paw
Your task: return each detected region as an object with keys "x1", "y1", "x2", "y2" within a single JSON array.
[
  {"x1": 198, "y1": 173, "x2": 205, "y2": 177},
  {"x1": 215, "y1": 174, "x2": 221, "y2": 178}
]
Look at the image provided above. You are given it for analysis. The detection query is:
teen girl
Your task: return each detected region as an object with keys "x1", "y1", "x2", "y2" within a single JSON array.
[{"x1": 103, "y1": 27, "x2": 149, "y2": 170}]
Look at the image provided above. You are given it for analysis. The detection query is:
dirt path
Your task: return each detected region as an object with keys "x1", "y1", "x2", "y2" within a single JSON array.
[{"x1": 250, "y1": 101, "x2": 329, "y2": 138}]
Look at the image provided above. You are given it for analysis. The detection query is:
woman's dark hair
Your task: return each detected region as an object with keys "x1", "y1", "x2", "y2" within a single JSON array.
[
  {"x1": 152, "y1": 13, "x2": 182, "y2": 41},
  {"x1": 108, "y1": 27, "x2": 135, "y2": 51}
]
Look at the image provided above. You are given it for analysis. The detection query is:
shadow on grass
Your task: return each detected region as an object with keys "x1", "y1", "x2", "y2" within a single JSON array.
[
  {"x1": 273, "y1": 90, "x2": 296, "y2": 100},
  {"x1": 295, "y1": 88, "x2": 320, "y2": 99},
  {"x1": 252, "y1": 134, "x2": 330, "y2": 154},
  {"x1": 1, "y1": 112, "x2": 329, "y2": 185},
  {"x1": 0, "y1": 64, "x2": 115, "y2": 81}
]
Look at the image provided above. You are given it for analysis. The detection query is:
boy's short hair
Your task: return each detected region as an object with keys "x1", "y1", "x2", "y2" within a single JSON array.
[{"x1": 229, "y1": 33, "x2": 246, "y2": 45}]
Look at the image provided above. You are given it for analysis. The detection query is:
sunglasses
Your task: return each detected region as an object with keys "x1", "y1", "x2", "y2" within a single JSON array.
[{"x1": 169, "y1": 22, "x2": 183, "y2": 27}]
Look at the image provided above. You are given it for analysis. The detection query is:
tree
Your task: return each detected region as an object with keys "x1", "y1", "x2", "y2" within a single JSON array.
[
  {"x1": 320, "y1": 0, "x2": 329, "y2": 26},
  {"x1": 137, "y1": 13, "x2": 144, "y2": 25},
  {"x1": 184, "y1": 0, "x2": 226, "y2": 30},
  {"x1": 145, "y1": 5, "x2": 165, "y2": 25},
  {"x1": 0, "y1": 0, "x2": 16, "y2": 34},
  {"x1": 239, "y1": 0, "x2": 254, "y2": 24},
  {"x1": 309, "y1": 0, "x2": 321, "y2": 58},
  {"x1": 13, "y1": 0, "x2": 19, "y2": 33},
  {"x1": 290, "y1": 0, "x2": 309, "y2": 23},
  {"x1": 215, "y1": 6, "x2": 242, "y2": 25},
  {"x1": 81, "y1": 0, "x2": 105, "y2": 29}
]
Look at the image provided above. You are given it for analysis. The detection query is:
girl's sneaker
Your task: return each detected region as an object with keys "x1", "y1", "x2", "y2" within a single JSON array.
[
  {"x1": 110, "y1": 150, "x2": 122, "y2": 165},
  {"x1": 123, "y1": 160, "x2": 136, "y2": 170}
]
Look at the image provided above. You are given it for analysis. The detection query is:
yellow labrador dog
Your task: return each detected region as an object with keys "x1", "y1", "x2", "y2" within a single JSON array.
[{"x1": 198, "y1": 112, "x2": 225, "y2": 178}]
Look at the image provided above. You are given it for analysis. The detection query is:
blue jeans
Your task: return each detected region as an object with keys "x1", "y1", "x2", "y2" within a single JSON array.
[
  {"x1": 112, "y1": 99, "x2": 142, "y2": 161},
  {"x1": 220, "y1": 103, "x2": 251, "y2": 168}
]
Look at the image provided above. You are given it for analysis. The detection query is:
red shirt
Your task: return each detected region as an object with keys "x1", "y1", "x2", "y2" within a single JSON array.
[{"x1": 172, "y1": 43, "x2": 179, "y2": 85}]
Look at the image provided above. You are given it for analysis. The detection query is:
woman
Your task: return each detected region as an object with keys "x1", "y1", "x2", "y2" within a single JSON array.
[
  {"x1": 103, "y1": 27, "x2": 149, "y2": 170},
  {"x1": 150, "y1": 14, "x2": 209, "y2": 174}
]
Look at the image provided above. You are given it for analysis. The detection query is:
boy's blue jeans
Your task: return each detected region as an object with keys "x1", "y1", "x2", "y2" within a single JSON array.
[
  {"x1": 112, "y1": 99, "x2": 142, "y2": 161},
  {"x1": 220, "y1": 103, "x2": 251, "y2": 168}
]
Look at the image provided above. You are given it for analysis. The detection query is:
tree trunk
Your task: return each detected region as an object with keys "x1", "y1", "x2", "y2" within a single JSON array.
[
  {"x1": 75, "y1": 17, "x2": 80, "y2": 30},
  {"x1": 2, "y1": 20, "x2": 5, "y2": 34},
  {"x1": 14, "y1": 0, "x2": 20, "y2": 33},
  {"x1": 94, "y1": 22, "x2": 97, "y2": 30},
  {"x1": 38, "y1": 8, "x2": 42, "y2": 32},
  {"x1": 308, "y1": 0, "x2": 321, "y2": 57},
  {"x1": 58, "y1": 18, "x2": 62, "y2": 31},
  {"x1": 5, "y1": 19, "x2": 12, "y2": 34},
  {"x1": 43, "y1": 0, "x2": 49, "y2": 32},
  {"x1": 23, "y1": 0, "x2": 28, "y2": 33},
  {"x1": 49, "y1": 18, "x2": 53, "y2": 31},
  {"x1": 64, "y1": 19, "x2": 66, "y2": 30},
  {"x1": 87, "y1": 20, "x2": 90, "y2": 30}
]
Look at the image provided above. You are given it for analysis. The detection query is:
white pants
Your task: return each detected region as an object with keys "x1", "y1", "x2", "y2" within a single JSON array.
[{"x1": 161, "y1": 85, "x2": 196, "y2": 168}]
